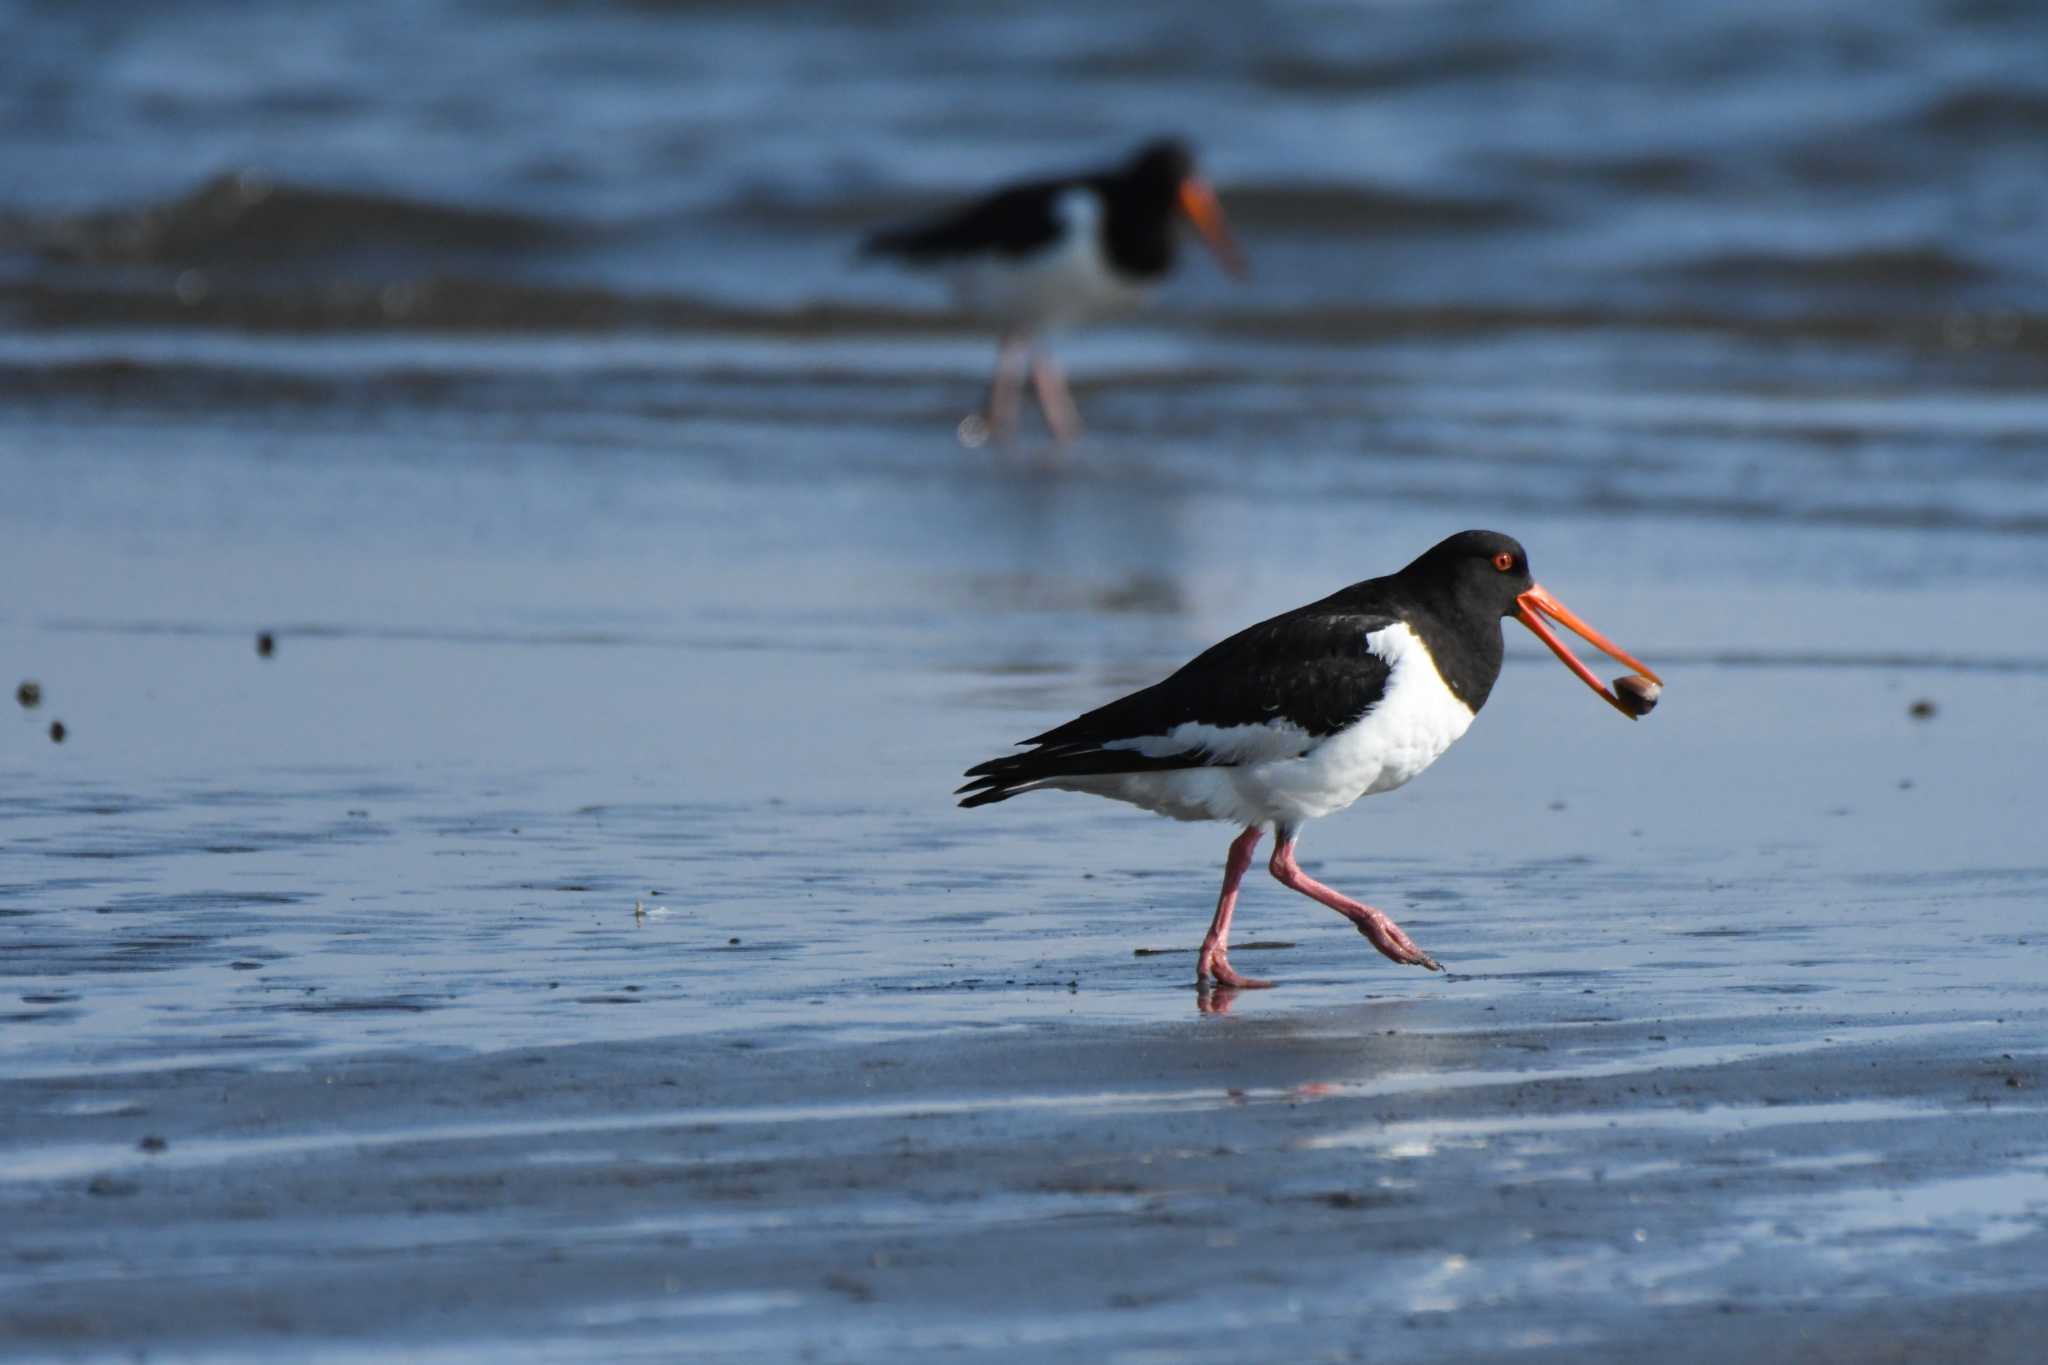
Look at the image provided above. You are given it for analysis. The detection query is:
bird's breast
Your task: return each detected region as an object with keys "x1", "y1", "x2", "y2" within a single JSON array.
[
  {"x1": 1241, "y1": 622, "x2": 1477, "y2": 821},
  {"x1": 947, "y1": 188, "x2": 1151, "y2": 328}
]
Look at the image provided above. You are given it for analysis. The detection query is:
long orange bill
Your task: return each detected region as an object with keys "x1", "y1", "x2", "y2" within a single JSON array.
[
  {"x1": 1176, "y1": 177, "x2": 1248, "y2": 278},
  {"x1": 1514, "y1": 583, "x2": 1663, "y2": 720}
]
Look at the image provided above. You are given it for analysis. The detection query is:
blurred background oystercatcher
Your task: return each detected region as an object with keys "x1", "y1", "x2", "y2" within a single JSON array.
[
  {"x1": 958, "y1": 531, "x2": 1661, "y2": 992},
  {"x1": 861, "y1": 137, "x2": 1247, "y2": 447}
]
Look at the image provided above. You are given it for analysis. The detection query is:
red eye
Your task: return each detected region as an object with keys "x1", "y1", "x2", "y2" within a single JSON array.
[{"x1": 1492, "y1": 551, "x2": 1515, "y2": 572}]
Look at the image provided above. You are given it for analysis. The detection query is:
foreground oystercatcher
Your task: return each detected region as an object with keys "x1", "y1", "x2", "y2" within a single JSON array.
[
  {"x1": 958, "y1": 531, "x2": 1661, "y2": 989},
  {"x1": 861, "y1": 137, "x2": 1247, "y2": 445}
]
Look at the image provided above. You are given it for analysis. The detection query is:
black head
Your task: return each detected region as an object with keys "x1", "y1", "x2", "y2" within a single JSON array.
[
  {"x1": 1103, "y1": 137, "x2": 1246, "y2": 280},
  {"x1": 1397, "y1": 530, "x2": 1533, "y2": 622},
  {"x1": 1398, "y1": 529, "x2": 1666, "y2": 721},
  {"x1": 1125, "y1": 138, "x2": 1196, "y2": 190}
]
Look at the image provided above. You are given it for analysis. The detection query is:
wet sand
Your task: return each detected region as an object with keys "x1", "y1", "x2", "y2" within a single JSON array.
[
  {"x1": 5, "y1": 994, "x2": 2045, "y2": 1361},
  {"x1": 5, "y1": 387, "x2": 2048, "y2": 1357}
]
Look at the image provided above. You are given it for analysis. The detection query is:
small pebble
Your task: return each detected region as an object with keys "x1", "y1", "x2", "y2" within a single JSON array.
[
  {"x1": 256, "y1": 631, "x2": 275, "y2": 658},
  {"x1": 138, "y1": 1135, "x2": 168, "y2": 1153},
  {"x1": 48, "y1": 720, "x2": 66, "y2": 744},
  {"x1": 15, "y1": 680, "x2": 40, "y2": 709},
  {"x1": 1613, "y1": 674, "x2": 1661, "y2": 717},
  {"x1": 1908, "y1": 698, "x2": 1937, "y2": 720}
]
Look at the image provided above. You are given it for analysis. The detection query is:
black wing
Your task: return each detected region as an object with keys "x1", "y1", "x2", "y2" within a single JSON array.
[
  {"x1": 860, "y1": 179, "x2": 1067, "y2": 264},
  {"x1": 957, "y1": 607, "x2": 1398, "y2": 807}
]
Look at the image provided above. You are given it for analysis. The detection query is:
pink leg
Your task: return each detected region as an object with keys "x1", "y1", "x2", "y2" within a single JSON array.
[
  {"x1": 1196, "y1": 826, "x2": 1272, "y2": 989},
  {"x1": 1269, "y1": 836, "x2": 1442, "y2": 972},
  {"x1": 965, "y1": 329, "x2": 1031, "y2": 446},
  {"x1": 1029, "y1": 347, "x2": 1083, "y2": 445}
]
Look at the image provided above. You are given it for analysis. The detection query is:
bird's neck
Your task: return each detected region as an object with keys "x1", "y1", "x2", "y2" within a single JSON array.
[
  {"x1": 1403, "y1": 592, "x2": 1505, "y2": 714},
  {"x1": 1094, "y1": 180, "x2": 1176, "y2": 279}
]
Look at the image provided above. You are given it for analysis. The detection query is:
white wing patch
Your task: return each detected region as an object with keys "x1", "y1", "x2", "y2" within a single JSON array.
[{"x1": 1103, "y1": 718, "x2": 1313, "y2": 765}]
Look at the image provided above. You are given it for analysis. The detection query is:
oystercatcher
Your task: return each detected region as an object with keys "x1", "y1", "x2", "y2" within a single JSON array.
[
  {"x1": 958, "y1": 531, "x2": 1661, "y2": 989},
  {"x1": 861, "y1": 137, "x2": 1247, "y2": 445}
]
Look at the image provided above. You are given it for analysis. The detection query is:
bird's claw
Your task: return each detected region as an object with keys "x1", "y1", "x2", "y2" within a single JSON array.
[
  {"x1": 1353, "y1": 917, "x2": 1441, "y2": 971},
  {"x1": 1196, "y1": 954, "x2": 1274, "y2": 990}
]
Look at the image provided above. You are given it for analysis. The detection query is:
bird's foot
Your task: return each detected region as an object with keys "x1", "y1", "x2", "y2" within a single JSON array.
[
  {"x1": 957, "y1": 412, "x2": 1006, "y2": 448},
  {"x1": 1202, "y1": 958, "x2": 1274, "y2": 990},
  {"x1": 1351, "y1": 912, "x2": 1442, "y2": 972},
  {"x1": 1196, "y1": 942, "x2": 1274, "y2": 990},
  {"x1": 1195, "y1": 981, "x2": 1240, "y2": 1016}
]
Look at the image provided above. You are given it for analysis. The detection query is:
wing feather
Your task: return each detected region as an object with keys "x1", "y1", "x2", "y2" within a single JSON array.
[
  {"x1": 957, "y1": 608, "x2": 1398, "y2": 807},
  {"x1": 861, "y1": 181, "x2": 1065, "y2": 263}
]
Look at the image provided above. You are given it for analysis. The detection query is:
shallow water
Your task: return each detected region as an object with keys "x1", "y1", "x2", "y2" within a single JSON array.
[{"x1": 5, "y1": 1, "x2": 2048, "y2": 1359}]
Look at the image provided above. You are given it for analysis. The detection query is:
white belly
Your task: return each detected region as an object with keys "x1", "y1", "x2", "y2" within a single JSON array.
[
  {"x1": 1054, "y1": 622, "x2": 1477, "y2": 828},
  {"x1": 946, "y1": 188, "x2": 1150, "y2": 330}
]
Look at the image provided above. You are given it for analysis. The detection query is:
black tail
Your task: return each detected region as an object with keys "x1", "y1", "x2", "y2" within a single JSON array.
[
  {"x1": 957, "y1": 781, "x2": 1024, "y2": 809},
  {"x1": 956, "y1": 744, "x2": 1204, "y2": 809}
]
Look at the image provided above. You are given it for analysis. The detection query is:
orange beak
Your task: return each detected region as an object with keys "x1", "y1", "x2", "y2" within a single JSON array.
[
  {"x1": 1514, "y1": 584, "x2": 1663, "y2": 720},
  {"x1": 1176, "y1": 177, "x2": 1248, "y2": 278}
]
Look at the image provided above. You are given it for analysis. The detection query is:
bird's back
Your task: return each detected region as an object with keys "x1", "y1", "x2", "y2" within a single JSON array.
[
  {"x1": 860, "y1": 180, "x2": 1068, "y2": 264},
  {"x1": 959, "y1": 584, "x2": 1416, "y2": 807}
]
